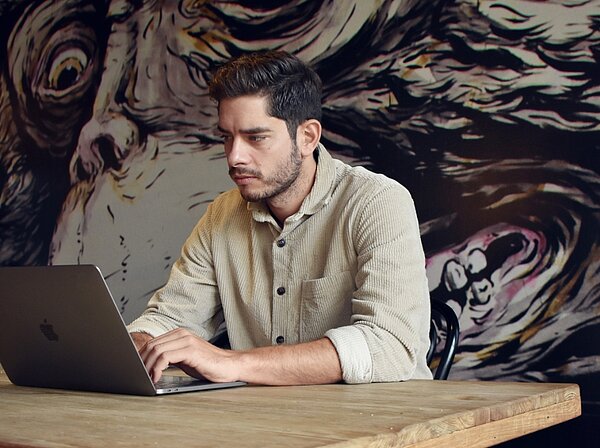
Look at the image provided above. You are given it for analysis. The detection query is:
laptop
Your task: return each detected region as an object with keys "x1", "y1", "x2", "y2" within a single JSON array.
[{"x1": 0, "y1": 264, "x2": 246, "y2": 396}]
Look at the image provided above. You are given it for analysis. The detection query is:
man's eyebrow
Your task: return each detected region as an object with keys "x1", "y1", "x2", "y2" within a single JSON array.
[
  {"x1": 217, "y1": 126, "x2": 272, "y2": 134},
  {"x1": 241, "y1": 127, "x2": 272, "y2": 134}
]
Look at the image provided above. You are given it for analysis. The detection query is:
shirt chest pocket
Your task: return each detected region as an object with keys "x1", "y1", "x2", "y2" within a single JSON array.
[{"x1": 300, "y1": 271, "x2": 354, "y2": 342}]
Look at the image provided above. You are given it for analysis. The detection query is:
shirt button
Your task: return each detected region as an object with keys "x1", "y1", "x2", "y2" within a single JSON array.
[
  {"x1": 276, "y1": 286, "x2": 286, "y2": 295},
  {"x1": 276, "y1": 336, "x2": 285, "y2": 344},
  {"x1": 276, "y1": 239, "x2": 286, "y2": 247}
]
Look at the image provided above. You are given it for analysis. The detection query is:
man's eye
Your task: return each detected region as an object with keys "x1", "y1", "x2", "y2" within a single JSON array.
[
  {"x1": 249, "y1": 136, "x2": 266, "y2": 142},
  {"x1": 219, "y1": 134, "x2": 232, "y2": 142}
]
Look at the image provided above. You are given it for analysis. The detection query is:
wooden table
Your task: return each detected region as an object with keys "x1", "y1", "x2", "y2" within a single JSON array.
[{"x1": 0, "y1": 367, "x2": 580, "y2": 447}]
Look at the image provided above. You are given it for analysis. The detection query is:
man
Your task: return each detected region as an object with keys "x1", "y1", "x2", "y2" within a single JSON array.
[{"x1": 127, "y1": 50, "x2": 432, "y2": 385}]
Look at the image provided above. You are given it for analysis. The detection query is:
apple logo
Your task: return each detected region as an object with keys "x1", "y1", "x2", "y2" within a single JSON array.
[{"x1": 40, "y1": 319, "x2": 59, "y2": 341}]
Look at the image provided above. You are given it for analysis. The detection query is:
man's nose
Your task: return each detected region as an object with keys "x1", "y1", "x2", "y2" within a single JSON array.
[
  {"x1": 226, "y1": 137, "x2": 252, "y2": 167},
  {"x1": 69, "y1": 114, "x2": 140, "y2": 182}
]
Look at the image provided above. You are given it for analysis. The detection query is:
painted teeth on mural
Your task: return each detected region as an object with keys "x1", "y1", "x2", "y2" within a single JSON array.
[
  {"x1": 443, "y1": 260, "x2": 468, "y2": 290},
  {"x1": 465, "y1": 249, "x2": 486, "y2": 275},
  {"x1": 443, "y1": 249, "x2": 489, "y2": 292},
  {"x1": 467, "y1": 279, "x2": 494, "y2": 306}
]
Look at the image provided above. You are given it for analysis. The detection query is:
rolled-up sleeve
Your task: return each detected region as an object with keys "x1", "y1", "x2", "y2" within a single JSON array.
[{"x1": 325, "y1": 326, "x2": 373, "y2": 383}]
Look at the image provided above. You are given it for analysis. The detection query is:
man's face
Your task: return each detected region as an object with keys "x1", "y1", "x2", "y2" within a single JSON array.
[{"x1": 218, "y1": 95, "x2": 302, "y2": 203}]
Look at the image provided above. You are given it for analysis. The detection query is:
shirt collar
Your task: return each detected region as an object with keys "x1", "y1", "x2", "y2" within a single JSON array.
[{"x1": 248, "y1": 143, "x2": 337, "y2": 224}]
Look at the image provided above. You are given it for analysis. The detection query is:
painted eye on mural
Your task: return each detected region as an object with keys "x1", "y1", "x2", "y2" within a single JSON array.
[
  {"x1": 7, "y1": 10, "x2": 104, "y2": 153},
  {"x1": 32, "y1": 26, "x2": 99, "y2": 106},
  {"x1": 46, "y1": 46, "x2": 90, "y2": 93},
  {"x1": 28, "y1": 21, "x2": 100, "y2": 106}
]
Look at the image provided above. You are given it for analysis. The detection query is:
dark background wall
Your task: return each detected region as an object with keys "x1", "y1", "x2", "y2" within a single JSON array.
[{"x1": 1, "y1": 1, "x2": 599, "y2": 445}]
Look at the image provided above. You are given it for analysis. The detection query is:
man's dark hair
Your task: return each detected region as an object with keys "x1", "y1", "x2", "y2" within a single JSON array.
[{"x1": 209, "y1": 50, "x2": 322, "y2": 138}]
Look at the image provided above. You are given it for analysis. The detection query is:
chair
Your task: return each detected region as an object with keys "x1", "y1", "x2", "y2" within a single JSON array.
[
  {"x1": 210, "y1": 330, "x2": 231, "y2": 349},
  {"x1": 427, "y1": 299, "x2": 460, "y2": 380}
]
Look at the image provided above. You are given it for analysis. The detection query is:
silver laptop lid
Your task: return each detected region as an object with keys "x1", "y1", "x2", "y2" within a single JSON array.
[
  {"x1": 0, "y1": 265, "x2": 245, "y2": 395},
  {"x1": 0, "y1": 265, "x2": 159, "y2": 395}
]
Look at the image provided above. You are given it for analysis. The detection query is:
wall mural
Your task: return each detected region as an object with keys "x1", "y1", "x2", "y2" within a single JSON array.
[{"x1": 1, "y1": 0, "x2": 599, "y2": 402}]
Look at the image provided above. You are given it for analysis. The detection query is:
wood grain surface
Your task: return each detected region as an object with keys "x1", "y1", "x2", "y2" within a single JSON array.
[{"x1": 0, "y1": 367, "x2": 580, "y2": 447}]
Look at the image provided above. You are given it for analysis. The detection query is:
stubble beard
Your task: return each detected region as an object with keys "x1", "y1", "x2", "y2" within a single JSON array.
[{"x1": 235, "y1": 141, "x2": 303, "y2": 203}]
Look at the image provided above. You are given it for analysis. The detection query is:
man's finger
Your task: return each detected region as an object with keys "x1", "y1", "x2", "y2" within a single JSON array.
[{"x1": 141, "y1": 332, "x2": 196, "y2": 382}]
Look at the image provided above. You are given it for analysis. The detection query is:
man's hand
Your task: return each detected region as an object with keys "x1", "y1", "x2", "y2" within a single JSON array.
[
  {"x1": 135, "y1": 328, "x2": 343, "y2": 386},
  {"x1": 139, "y1": 329, "x2": 239, "y2": 383},
  {"x1": 130, "y1": 332, "x2": 153, "y2": 351}
]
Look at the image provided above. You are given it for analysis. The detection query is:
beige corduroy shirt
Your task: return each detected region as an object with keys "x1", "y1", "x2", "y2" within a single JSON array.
[{"x1": 128, "y1": 144, "x2": 432, "y2": 383}]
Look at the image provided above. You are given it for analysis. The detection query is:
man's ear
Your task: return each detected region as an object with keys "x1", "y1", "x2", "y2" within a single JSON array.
[{"x1": 298, "y1": 119, "x2": 322, "y2": 157}]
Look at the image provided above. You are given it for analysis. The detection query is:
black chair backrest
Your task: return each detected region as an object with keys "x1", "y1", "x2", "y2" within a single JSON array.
[{"x1": 427, "y1": 299, "x2": 460, "y2": 380}]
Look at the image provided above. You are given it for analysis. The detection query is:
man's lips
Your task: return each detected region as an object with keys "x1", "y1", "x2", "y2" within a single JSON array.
[
  {"x1": 231, "y1": 174, "x2": 257, "y2": 186},
  {"x1": 229, "y1": 168, "x2": 261, "y2": 186}
]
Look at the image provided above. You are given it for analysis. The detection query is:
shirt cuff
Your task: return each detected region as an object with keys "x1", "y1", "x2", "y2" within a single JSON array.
[
  {"x1": 325, "y1": 326, "x2": 373, "y2": 384},
  {"x1": 126, "y1": 317, "x2": 166, "y2": 338}
]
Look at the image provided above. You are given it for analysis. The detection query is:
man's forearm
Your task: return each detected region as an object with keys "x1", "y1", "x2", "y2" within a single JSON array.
[
  {"x1": 233, "y1": 337, "x2": 342, "y2": 385},
  {"x1": 137, "y1": 329, "x2": 343, "y2": 385}
]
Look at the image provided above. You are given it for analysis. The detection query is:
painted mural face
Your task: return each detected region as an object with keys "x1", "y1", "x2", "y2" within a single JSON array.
[
  {"x1": 0, "y1": 0, "x2": 104, "y2": 265},
  {"x1": 47, "y1": 0, "x2": 234, "y2": 316},
  {"x1": 1, "y1": 0, "x2": 599, "y2": 394}
]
